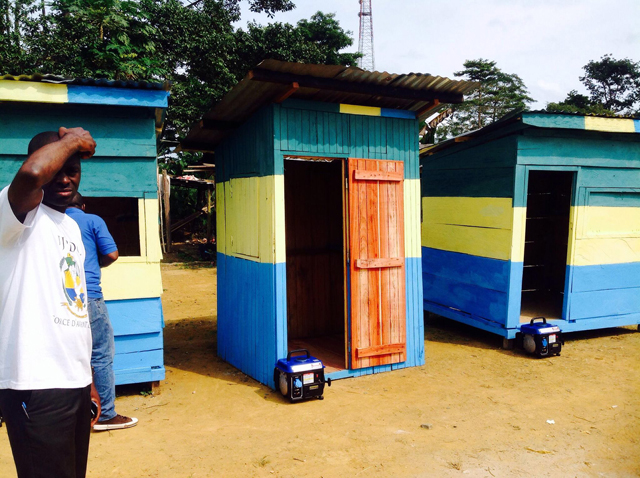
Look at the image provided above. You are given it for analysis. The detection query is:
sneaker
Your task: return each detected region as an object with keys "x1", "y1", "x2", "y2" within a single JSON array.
[{"x1": 93, "y1": 414, "x2": 138, "y2": 431}]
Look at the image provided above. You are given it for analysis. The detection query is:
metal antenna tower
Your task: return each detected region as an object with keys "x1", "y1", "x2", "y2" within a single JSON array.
[{"x1": 357, "y1": 0, "x2": 375, "y2": 71}]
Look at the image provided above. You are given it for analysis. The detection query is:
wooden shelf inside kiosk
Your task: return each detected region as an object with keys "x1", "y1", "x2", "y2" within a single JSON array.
[{"x1": 288, "y1": 334, "x2": 345, "y2": 374}]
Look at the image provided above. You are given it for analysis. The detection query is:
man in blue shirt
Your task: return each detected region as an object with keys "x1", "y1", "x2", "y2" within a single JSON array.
[{"x1": 67, "y1": 193, "x2": 138, "y2": 431}]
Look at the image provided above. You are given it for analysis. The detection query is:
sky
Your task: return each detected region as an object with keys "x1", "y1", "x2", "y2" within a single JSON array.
[{"x1": 237, "y1": 0, "x2": 640, "y2": 109}]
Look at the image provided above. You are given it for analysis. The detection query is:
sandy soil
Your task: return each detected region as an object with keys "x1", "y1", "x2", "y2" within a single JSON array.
[{"x1": 1, "y1": 263, "x2": 639, "y2": 477}]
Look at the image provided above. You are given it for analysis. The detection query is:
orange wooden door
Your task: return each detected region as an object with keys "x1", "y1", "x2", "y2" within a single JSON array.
[{"x1": 348, "y1": 158, "x2": 406, "y2": 369}]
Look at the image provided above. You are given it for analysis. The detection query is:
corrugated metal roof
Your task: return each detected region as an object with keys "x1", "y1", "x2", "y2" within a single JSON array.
[
  {"x1": 182, "y1": 60, "x2": 478, "y2": 151},
  {"x1": 0, "y1": 74, "x2": 169, "y2": 91},
  {"x1": 421, "y1": 110, "x2": 640, "y2": 157}
]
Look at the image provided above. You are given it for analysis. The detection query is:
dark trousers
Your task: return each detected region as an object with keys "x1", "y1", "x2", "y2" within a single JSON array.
[{"x1": 0, "y1": 386, "x2": 91, "y2": 478}]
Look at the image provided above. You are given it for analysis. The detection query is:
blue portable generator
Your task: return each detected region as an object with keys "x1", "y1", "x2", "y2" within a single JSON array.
[
  {"x1": 517, "y1": 317, "x2": 563, "y2": 358},
  {"x1": 274, "y1": 349, "x2": 331, "y2": 402}
]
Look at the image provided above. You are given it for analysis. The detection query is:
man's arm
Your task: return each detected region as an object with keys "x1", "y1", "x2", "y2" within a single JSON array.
[
  {"x1": 99, "y1": 251, "x2": 119, "y2": 268},
  {"x1": 8, "y1": 127, "x2": 96, "y2": 222}
]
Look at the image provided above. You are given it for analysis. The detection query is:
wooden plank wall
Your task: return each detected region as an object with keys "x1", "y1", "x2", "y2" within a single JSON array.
[
  {"x1": 0, "y1": 101, "x2": 165, "y2": 385},
  {"x1": 421, "y1": 135, "x2": 519, "y2": 333},
  {"x1": 214, "y1": 105, "x2": 288, "y2": 387}
]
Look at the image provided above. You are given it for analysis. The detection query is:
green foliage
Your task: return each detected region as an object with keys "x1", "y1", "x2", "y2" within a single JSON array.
[
  {"x1": 546, "y1": 90, "x2": 616, "y2": 116},
  {"x1": 581, "y1": 54, "x2": 640, "y2": 114},
  {"x1": 546, "y1": 55, "x2": 640, "y2": 116},
  {"x1": 435, "y1": 59, "x2": 533, "y2": 142},
  {"x1": 0, "y1": 0, "x2": 359, "y2": 175}
]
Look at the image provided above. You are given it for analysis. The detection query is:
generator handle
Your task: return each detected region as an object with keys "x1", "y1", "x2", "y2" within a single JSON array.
[
  {"x1": 530, "y1": 316, "x2": 547, "y2": 325},
  {"x1": 287, "y1": 349, "x2": 310, "y2": 361}
]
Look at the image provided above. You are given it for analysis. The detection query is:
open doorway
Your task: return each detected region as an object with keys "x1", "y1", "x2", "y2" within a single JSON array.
[
  {"x1": 284, "y1": 158, "x2": 346, "y2": 372},
  {"x1": 521, "y1": 170, "x2": 573, "y2": 322}
]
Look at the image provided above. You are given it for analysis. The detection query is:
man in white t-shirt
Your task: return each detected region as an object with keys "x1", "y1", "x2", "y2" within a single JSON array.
[{"x1": 0, "y1": 127, "x2": 99, "y2": 478}]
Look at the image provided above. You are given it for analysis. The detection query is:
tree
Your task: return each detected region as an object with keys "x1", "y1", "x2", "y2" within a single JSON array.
[
  {"x1": 546, "y1": 89, "x2": 615, "y2": 116},
  {"x1": 581, "y1": 54, "x2": 640, "y2": 114},
  {"x1": 435, "y1": 59, "x2": 533, "y2": 141},
  {"x1": 546, "y1": 55, "x2": 640, "y2": 116},
  {"x1": 0, "y1": 1, "x2": 360, "y2": 173}
]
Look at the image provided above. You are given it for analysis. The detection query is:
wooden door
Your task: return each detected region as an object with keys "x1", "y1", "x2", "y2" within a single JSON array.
[{"x1": 348, "y1": 158, "x2": 406, "y2": 369}]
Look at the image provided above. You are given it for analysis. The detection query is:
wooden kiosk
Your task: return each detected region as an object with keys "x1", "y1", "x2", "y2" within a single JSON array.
[
  {"x1": 0, "y1": 76, "x2": 169, "y2": 385},
  {"x1": 183, "y1": 60, "x2": 476, "y2": 387},
  {"x1": 421, "y1": 111, "x2": 640, "y2": 341}
]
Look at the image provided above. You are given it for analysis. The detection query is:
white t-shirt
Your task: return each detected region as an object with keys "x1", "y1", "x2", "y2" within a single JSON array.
[{"x1": 0, "y1": 186, "x2": 92, "y2": 390}]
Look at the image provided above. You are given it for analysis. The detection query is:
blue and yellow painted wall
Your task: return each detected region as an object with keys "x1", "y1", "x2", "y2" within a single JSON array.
[
  {"x1": 215, "y1": 99, "x2": 424, "y2": 388},
  {"x1": 0, "y1": 79, "x2": 169, "y2": 384},
  {"x1": 421, "y1": 112, "x2": 640, "y2": 338}
]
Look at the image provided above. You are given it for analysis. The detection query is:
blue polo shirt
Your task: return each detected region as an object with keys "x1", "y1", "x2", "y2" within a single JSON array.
[{"x1": 66, "y1": 208, "x2": 118, "y2": 299}]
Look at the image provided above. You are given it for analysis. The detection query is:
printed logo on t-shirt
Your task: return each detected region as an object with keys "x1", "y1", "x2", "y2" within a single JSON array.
[{"x1": 60, "y1": 252, "x2": 87, "y2": 318}]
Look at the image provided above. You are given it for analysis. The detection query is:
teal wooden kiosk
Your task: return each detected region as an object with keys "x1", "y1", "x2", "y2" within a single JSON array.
[
  {"x1": 421, "y1": 111, "x2": 640, "y2": 341},
  {"x1": 183, "y1": 60, "x2": 476, "y2": 388},
  {"x1": 0, "y1": 76, "x2": 169, "y2": 385}
]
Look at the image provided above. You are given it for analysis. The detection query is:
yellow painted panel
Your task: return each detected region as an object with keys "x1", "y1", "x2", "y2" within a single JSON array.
[
  {"x1": 339, "y1": 104, "x2": 381, "y2": 117},
  {"x1": 510, "y1": 207, "x2": 526, "y2": 263},
  {"x1": 571, "y1": 237, "x2": 640, "y2": 266},
  {"x1": 102, "y1": 262, "x2": 163, "y2": 300},
  {"x1": 581, "y1": 206, "x2": 640, "y2": 237},
  {"x1": 584, "y1": 116, "x2": 635, "y2": 133},
  {"x1": 422, "y1": 196, "x2": 513, "y2": 230},
  {"x1": 144, "y1": 198, "x2": 163, "y2": 261},
  {"x1": 0, "y1": 80, "x2": 68, "y2": 103},
  {"x1": 272, "y1": 175, "x2": 286, "y2": 263},
  {"x1": 138, "y1": 199, "x2": 147, "y2": 260},
  {"x1": 404, "y1": 179, "x2": 421, "y2": 259},
  {"x1": 226, "y1": 177, "x2": 259, "y2": 258},
  {"x1": 218, "y1": 175, "x2": 282, "y2": 264},
  {"x1": 216, "y1": 183, "x2": 226, "y2": 256},
  {"x1": 566, "y1": 205, "x2": 579, "y2": 267},
  {"x1": 423, "y1": 223, "x2": 513, "y2": 261}
]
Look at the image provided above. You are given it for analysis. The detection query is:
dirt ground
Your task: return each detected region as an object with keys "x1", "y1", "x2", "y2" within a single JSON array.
[{"x1": 1, "y1": 263, "x2": 639, "y2": 477}]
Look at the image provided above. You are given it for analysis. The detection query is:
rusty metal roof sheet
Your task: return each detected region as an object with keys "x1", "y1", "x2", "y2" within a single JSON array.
[{"x1": 182, "y1": 60, "x2": 478, "y2": 151}]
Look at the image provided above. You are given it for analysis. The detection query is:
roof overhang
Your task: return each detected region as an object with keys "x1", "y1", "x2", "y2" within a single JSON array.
[{"x1": 182, "y1": 60, "x2": 478, "y2": 152}]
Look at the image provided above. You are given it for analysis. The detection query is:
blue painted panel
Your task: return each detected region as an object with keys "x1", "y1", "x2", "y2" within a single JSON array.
[
  {"x1": 114, "y1": 332, "x2": 163, "y2": 354},
  {"x1": 215, "y1": 105, "x2": 275, "y2": 181},
  {"x1": 517, "y1": 135, "x2": 640, "y2": 168},
  {"x1": 422, "y1": 247, "x2": 511, "y2": 292},
  {"x1": 0, "y1": 156, "x2": 157, "y2": 196},
  {"x1": 570, "y1": 262, "x2": 640, "y2": 292},
  {"x1": 0, "y1": 103, "x2": 158, "y2": 157},
  {"x1": 113, "y1": 349, "x2": 163, "y2": 373},
  {"x1": 506, "y1": 261, "x2": 524, "y2": 328},
  {"x1": 106, "y1": 297, "x2": 164, "y2": 335},
  {"x1": 636, "y1": 120, "x2": 640, "y2": 133},
  {"x1": 115, "y1": 367, "x2": 165, "y2": 386},
  {"x1": 529, "y1": 313, "x2": 640, "y2": 334},
  {"x1": 424, "y1": 300, "x2": 513, "y2": 338},
  {"x1": 67, "y1": 85, "x2": 168, "y2": 108},
  {"x1": 423, "y1": 272, "x2": 509, "y2": 325},
  {"x1": 217, "y1": 253, "x2": 282, "y2": 388},
  {"x1": 587, "y1": 190, "x2": 640, "y2": 207},
  {"x1": 579, "y1": 168, "x2": 640, "y2": 189},
  {"x1": 381, "y1": 108, "x2": 415, "y2": 119},
  {"x1": 405, "y1": 257, "x2": 425, "y2": 367},
  {"x1": 522, "y1": 113, "x2": 585, "y2": 130},
  {"x1": 274, "y1": 104, "x2": 420, "y2": 179},
  {"x1": 570, "y1": 287, "x2": 640, "y2": 320}
]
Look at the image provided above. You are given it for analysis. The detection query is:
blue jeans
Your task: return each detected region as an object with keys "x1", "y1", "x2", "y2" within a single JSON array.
[{"x1": 88, "y1": 298, "x2": 117, "y2": 422}]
